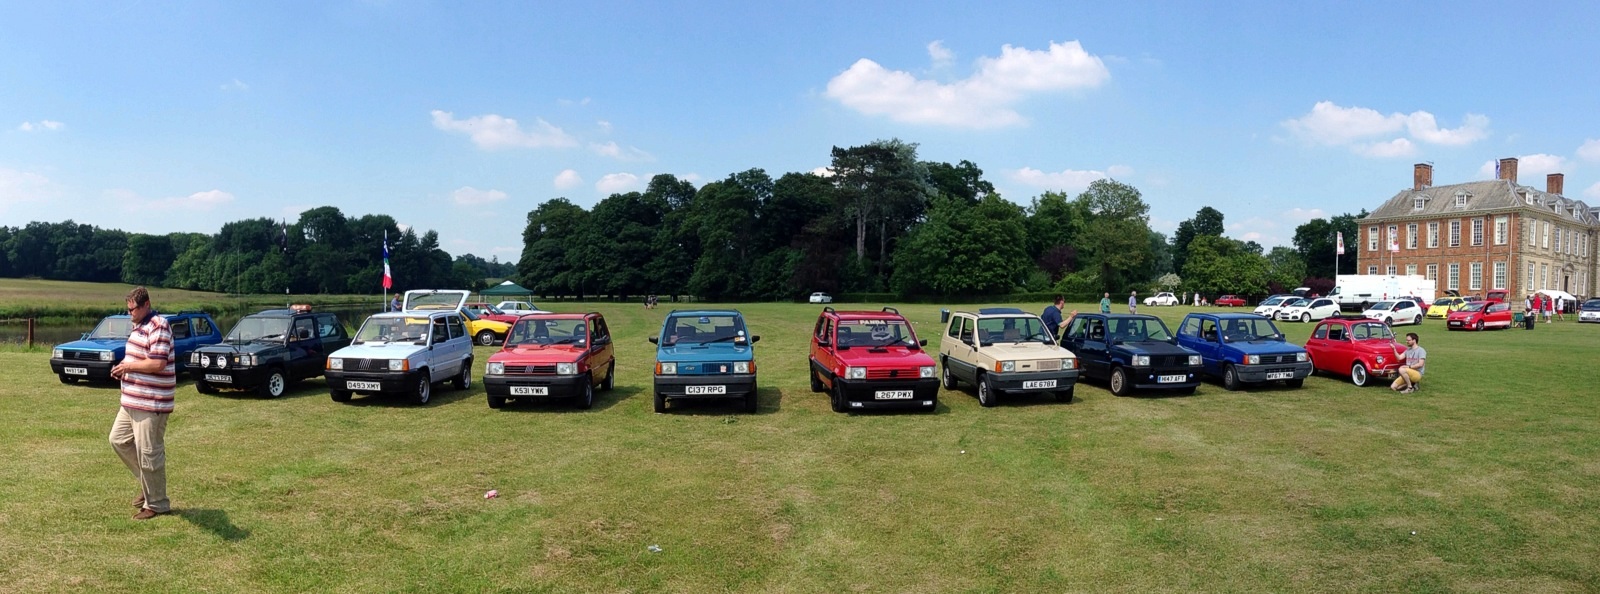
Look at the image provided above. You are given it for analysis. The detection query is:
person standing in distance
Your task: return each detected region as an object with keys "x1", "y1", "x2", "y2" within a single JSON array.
[
  {"x1": 1099, "y1": 292, "x2": 1111, "y2": 314},
  {"x1": 1128, "y1": 290, "x2": 1138, "y2": 314},
  {"x1": 1041, "y1": 295, "x2": 1066, "y2": 340},
  {"x1": 109, "y1": 287, "x2": 176, "y2": 520}
]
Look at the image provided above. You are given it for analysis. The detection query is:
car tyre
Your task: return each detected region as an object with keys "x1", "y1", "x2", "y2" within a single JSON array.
[
  {"x1": 1055, "y1": 388, "x2": 1073, "y2": 403},
  {"x1": 196, "y1": 379, "x2": 216, "y2": 394},
  {"x1": 576, "y1": 376, "x2": 594, "y2": 410},
  {"x1": 1222, "y1": 364, "x2": 1242, "y2": 391},
  {"x1": 1350, "y1": 362, "x2": 1370, "y2": 387},
  {"x1": 601, "y1": 361, "x2": 615, "y2": 391},
  {"x1": 259, "y1": 368, "x2": 287, "y2": 398},
  {"x1": 1109, "y1": 366, "x2": 1132, "y2": 396},
  {"x1": 476, "y1": 330, "x2": 497, "y2": 346},
  {"x1": 488, "y1": 395, "x2": 505, "y2": 409},
  {"x1": 830, "y1": 383, "x2": 848, "y2": 413},
  {"x1": 809, "y1": 367, "x2": 823, "y2": 393},
  {"x1": 58, "y1": 375, "x2": 76, "y2": 384},
  {"x1": 742, "y1": 390, "x2": 758, "y2": 414},
  {"x1": 1285, "y1": 378, "x2": 1305, "y2": 388},
  {"x1": 330, "y1": 389, "x2": 352, "y2": 403},
  {"x1": 940, "y1": 360, "x2": 958, "y2": 390},
  {"x1": 1302, "y1": 313, "x2": 1311, "y2": 323},
  {"x1": 412, "y1": 371, "x2": 431, "y2": 405},
  {"x1": 653, "y1": 391, "x2": 667, "y2": 413},
  {"x1": 1414, "y1": 314, "x2": 1422, "y2": 325},
  {"x1": 453, "y1": 361, "x2": 472, "y2": 390},
  {"x1": 1177, "y1": 386, "x2": 1197, "y2": 395},
  {"x1": 977, "y1": 373, "x2": 997, "y2": 407},
  {"x1": 1475, "y1": 320, "x2": 1484, "y2": 331}
]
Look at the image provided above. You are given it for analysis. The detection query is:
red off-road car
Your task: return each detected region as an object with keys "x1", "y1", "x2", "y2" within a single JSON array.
[{"x1": 808, "y1": 307, "x2": 938, "y2": 412}]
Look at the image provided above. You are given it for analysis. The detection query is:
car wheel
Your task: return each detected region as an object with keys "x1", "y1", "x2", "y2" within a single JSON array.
[
  {"x1": 330, "y1": 389, "x2": 352, "y2": 403},
  {"x1": 1055, "y1": 388, "x2": 1073, "y2": 403},
  {"x1": 831, "y1": 383, "x2": 848, "y2": 413},
  {"x1": 743, "y1": 390, "x2": 758, "y2": 413},
  {"x1": 58, "y1": 375, "x2": 76, "y2": 384},
  {"x1": 941, "y1": 360, "x2": 957, "y2": 390},
  {"x1": 1285, "y1": 378, "x2": 1305, "y2": 388},
  {"x1": 809, "y1": 367, "x2": 823, "y2": 393},
  {"x1": 601, "y1": 361, "x2": 615, "y2": 391},
  {"x1": 476, "y1": 330, "x2": 497, "y2": 346},
  {"x1": 196, "y1": 379, "x2": 216, "y2": 394},
  {"x1": 412, "y1": 371, "x2": 431, "y2": 405},
  {"x1": 1475, "y1": 320, "x2": 1484, "y2": 331},
  {"x1": 1350, "y1": 362, "x2": 1369, "y2": 387},
  {"x1": 488, "y1": 395, "x2": 505, "y2": 409},
  {"x1": 977, "y1": 373, "x2": 997, "y2": 407},
  {"x1": 1110, "y1": 367, "x2": 1132, "y2": 396},
  {"x1": 1413, "y1": 315, "x2": 1422, "y2": 325},
  {"x1": 1177, "y1": 386, "x2": 1197, "y2": 395},
  {"x1": 576, "y1": 376, "x2": 594, "y2": 409},
  {"x1": 259, "y1": 369, "x2": 287, "y2": 398},
  {"x1": 1223, "y1": 364, "x2": 1242, "y2": 391},
  {"x1": 1302, "y1": 313, "x2": 1311, "y2": 323},
  {"x1": 454, "y1": 362, "x2": 472, "y2": 390},
  {"x1": 653, "y1": 391, "x2": 667, "y2": 413}
]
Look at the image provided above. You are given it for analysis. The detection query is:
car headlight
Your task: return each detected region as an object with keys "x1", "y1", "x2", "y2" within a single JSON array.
[
  {"x1": 189, "y1": 352, "x2": 199, "y2": 364},
  {"x1": 1000, "y1": 361, "x2": 1016, "y2": 372},
  {"x1": 53, "y1": 348, "x2": 63, "y2": 360},
  {"x1": 100, "y1": 351, "x2": 115, "y2": 362},
  {"x1": 1296, "y1": 352, "x2": 1308, "y2": 362},
  {"x1": 920, "y1": 366, "x2": 935, "y2": 378},
  {"x1": 733, "y1": 361, "x2": 750, "y2": 374},
  {"x1": 486, "y1": 362, "x2": 504, "y2": 375},
  {"x1": 1188, "y1": 355, "x2": 1202, "y2": 366},
  {"x1": 1063, "y1": 358, "x2": 1076, "y2": 370},
  {"x1": 657, "y1": 362, "x2": 676, "y2": 375},
  {"x1": 242, "y1": 354, "x2": 257, "y2": 367},
  {"x1": 1132, "y1": 355, "x2": 1150, "y2": 366},
  {"x1": 1246, "y1": 355, "x2": 1260, "y2": 365},
  {"x1": 846, "y1": 366, "x2": 866, "y2": 379},
  {"x1": 389, "y1": 359, "x2": 407, "y2": 371},
  {"x1": 1376, "y1": 356, "x2": 1386, "y2": 364},
  {"x1": 556, "y1": 362, "x2": 577, "y2": 375},
  {"x1": 328, "y1": 358, "x2": 343, "y2": 370},
  {"x1": 201, "y1": 355, "x2": 211, "y2": 367}
]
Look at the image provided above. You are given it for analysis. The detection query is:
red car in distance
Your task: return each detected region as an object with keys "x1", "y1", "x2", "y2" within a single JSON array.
[
  {"x1": 1447, "y1": 301, "x2": 1514, "y2": 331},
  {"x1": 465, "y1": 302, "x2": 520, "y2": 325},
  {"x1": 1214, "y1": 295, "x2": 1247, "y2": 307},
  {"x1": 1303, "y1": 317, "x2": 1405, "y2": 387}
]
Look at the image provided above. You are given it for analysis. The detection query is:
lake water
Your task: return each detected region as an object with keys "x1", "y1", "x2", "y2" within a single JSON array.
[{"x1": 0, "y1": 305, "x2": 379, "y2": 346}]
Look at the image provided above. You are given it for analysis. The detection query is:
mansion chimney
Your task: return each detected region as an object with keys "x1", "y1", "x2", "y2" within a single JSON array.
[
  {"x1": 1498, "y1": 157, "x2": 1519, "y2": 184},
  {"x1": 1413, "y1": 163, "x2": 1433, "y2": 190},
  {"x1": 1548, "y1": 173, "x2": 1564, "y2": 196}
]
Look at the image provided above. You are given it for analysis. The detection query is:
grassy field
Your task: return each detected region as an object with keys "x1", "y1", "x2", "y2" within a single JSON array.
[
  {"x1": 2, "y1": 298, "x2": 1598, "y2": 593},
  {"x1": 0, "y1": 278, "x2": 380, "y2": 320}
]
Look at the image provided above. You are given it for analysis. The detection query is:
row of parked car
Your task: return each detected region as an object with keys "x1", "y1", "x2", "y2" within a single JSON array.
[{"x1": 49, "y1": 290, "x2": 1445, "y2": 414}]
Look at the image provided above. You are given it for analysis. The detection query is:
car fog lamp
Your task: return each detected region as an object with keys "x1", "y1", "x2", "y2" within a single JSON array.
[
  {"x1": 1188, "y1": 355, "x2": 1203, "y2": 366},
  {"x1": 53, "y1": 349, "x2": 64, "y2": 360},
  {"x1": 657, "y1": 362, "x2": 676, "y2": 375},
  {"x1": 328, "y1": 358, "x2": 343, "y2": 370},
  {"x1": 920, "y1": 366, "x2": 935, "y2": 378},
  {"x1": 100, "y1": 351, "x2": 115, "y2": 362},
  {"x1": 1132, "y1": 355, "x2": 1150, "y2": 367},
  {"x1": 846, "y1": 366, "x2": 866, "y2": 380},
  {"x1": 201, "y1": 355, "x2": 211, "y2": 367},
  {"x1": 1000, "y1": 361, "x2": 1016, "y2": 373},
  {"x1": 1246, "y1": 355, "x2": 1260, "y2": 365},
  {"x1": 217, "y1": 357, "x2": 228, "y2": 369},
  {"x1": 556, "y1": 362, "x2": 578, "y2": 375},
  {"x1": 389, "y1": 359, "x2": 406, "y2": 371},
  {"x1": 733, "y1": 361, "x2": 751, "y2": 374},
  {"x1": 1296, "y1": 352, "x2": 1309, "y2": 362}
]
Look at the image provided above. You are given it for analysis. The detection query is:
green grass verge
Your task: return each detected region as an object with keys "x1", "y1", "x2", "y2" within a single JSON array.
[
  {"x1": 2, "y1": 300, "x2": 1597, "y2": 592},
  {"x1": 0, "y1": 279, "x2": 379, "y2": 321}
]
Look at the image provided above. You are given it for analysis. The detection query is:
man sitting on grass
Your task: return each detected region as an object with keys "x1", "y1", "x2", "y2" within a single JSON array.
[{"x1": 1390, "y1": 332, "x2": 1425, "y2": 394}]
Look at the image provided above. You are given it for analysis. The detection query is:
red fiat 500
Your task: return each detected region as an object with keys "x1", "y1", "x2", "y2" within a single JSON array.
[
  {"x1": 1447, "y1": 301, "x2": 1513, "y2": 331},
  {"x1": 1304, "y1": 317, "x2": 1406, "y2": 387}
]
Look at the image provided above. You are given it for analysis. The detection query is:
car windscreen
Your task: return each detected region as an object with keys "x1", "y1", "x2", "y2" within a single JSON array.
[
  {"x1": 507, "y1": 318, "x2": 588, "y2": 346},
  {"x1": 355, "y1": 317, "x2": 431, "y2": 343},
  {"x1": 1460, "y1": 302, "x2": 1487, "y2": 312},
  {"x1": 664, "y1": 314, "x2": 748, "y2": 345},
  {"x1": 225, "y1": 316, "x2": 291, "y2": 342},
  {"x1": 835, "y1": 318, "x2": 915, "y2": 348},
  {"x1": 1261, "y1": 296, "x2": 1289, "y2": 306},
  {"x1": 1370, "y1": 301, "x2": 1395, "y2": 310},
  {"x1": 1584, "y1": 300, "x2": 1600, "y2": 311},
  {"x1": 1219, "y1": 318, "x2": 1282, "y2": 342},
  {"x1": 1350, "y1": 323, "x2": 1395, "y2": 341},
  {"x1": 1432, "y1": 297, "x2": 1456, "y2": 305},
  {"x1": 975, "y1": 316, "x2": 1052, "y2": 344},
  {"x1": 1107, "y1": 317, "x2": 1174, "y2": 342},
  {"x1": 89, "y1": 317, "x2": 133, "y2": 339},
  {"x1": 1284, "y1": 298, "x2": 1309, "y2": 308}
]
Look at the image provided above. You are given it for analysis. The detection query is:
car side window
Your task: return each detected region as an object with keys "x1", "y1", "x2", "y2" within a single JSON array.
[
  {"x1": 594, "y1": 317, "x2": 611, "y2": 341},
  {"x1": 431, "y1": 318, "x2": 449, "y2": 344},
  {"x1": 1087, "y1": 319, "x2": 1105, "y2": 341},
  {"x1": 1180, "y1": 317, "x2": 1201, "y2": 337},
  {"x1": 447, "y1": 315, "x2": 465, "y2": 340},
  {"x1": 947, "y1": 317, "x2": 960, "y2": 339},
  {"x1": 169, "y1": 318, "x2": 192, "y2": 340},
  {"x1": 1200, "y1": 319, "x2": 1218, "y2": 341},
  {"x1": 292, "y1": 317, "x2": 316, "y2": 342},
  {"x1": 1065, "y1": 317, "x2": 1087, "y2": 340},
  {"x1": 193, "y1": 317, "x2": 214, "y2": 336},
  {"x1": 1312, "y1": 325, "x2": 1328, "y2": 340},
  {"x1": 817, "y1": 318, "x2": 833, "y2": 345},
  {"x1": 959, "y1": 317, "x2": 974, "y2": 345}
]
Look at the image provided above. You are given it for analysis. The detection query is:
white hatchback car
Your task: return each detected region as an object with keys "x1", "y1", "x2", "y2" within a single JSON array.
[
  {"x1": 1361, "y1": 300, "x2": 1424, "y2": 326},
  {"x1": 1254, "y1": 295, "x2": 1296, "y2": 318},
  {"x1": 808, "y1": 292, "x2": 833, "y2": 304},
  {"x1": 1143, "y1": 292, "x2": 1179, "y2": 306},
  {"x1": 1275, "y1": 297, "x2": 1341, "y2": 323}
]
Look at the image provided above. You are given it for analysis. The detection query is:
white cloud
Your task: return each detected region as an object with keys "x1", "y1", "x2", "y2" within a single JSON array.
[
  {"x1": 553, "y1": 169, "x2": 583, "y2": 190},
  {"x1": 558, "y1": 97, "x2": 591, "y2": 107},
  {"x1": 926, "y1": 40, "x2": 954, "y2": 66},
  {"x1": 825, "y1": 40, "x2": 1110, "y2": 129},
  {"x1": 450, "y1": 186, "x2": 508, "y2": 206},
  {"x1": 1476, "y1": 154, "x2": 1568, "y2": 181},
  {"x1": 1282, "y1": 101, "x2": 1489, "y2": 156},
  {"x1": 1585, "y1": 182, "x2": 1600, "y2": 199},
  {"x1": 1008, "y1": 166, "x2": 1128, "y2": 192},
  {"x1": 1282, "y1": 207, "x2": 1327, "y2": 223},
  {"x1": 596, "y1": 173, "x2": 641, "y2": 194},
  {"x1": 430, "y1": 109, "x2": 577, "y2": 150},
  {"x1": 596, "y1": 120, "x2": 613, "y2": 133},
  {"x1": 188, "y1": 190, "x2": 235, "y2": 206},
  {"x1": 0, "y1": 168, "x2": 57, "y2": 215},
  {"x1": 1577, "y1": 139, "x2": 1600, "y2": 163},
  {"x1": 681, "y1": 173, "x2": 702, "y2": 184},
  {"x1": 111, "y1": 188, "x2": 236, "y2": 211},
  {"x1": 17, "y1": 120, "x2": 64, "y2": 132},
  {"x1": 1106, "y1": 165, "x2": 1135, "y2": 178},
  {"x1": 590, "y1": 141, "x2": 653, "y2": 161},
  {"x1": 809, "y1": 166, "x2": 835, "y2": 178},
  {"x1": 220, "y1": 79, "x2": 249, "y2": 92}
]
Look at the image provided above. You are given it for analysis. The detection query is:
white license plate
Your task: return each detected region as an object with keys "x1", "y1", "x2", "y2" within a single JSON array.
[
  {"x1": 1265, "y1": 372, "x2": 1294, "y2": 380},
  {"x1": 205, "y1": 374, "x2": 232, "y2": 383},
  {"x1": 1157, "y1": 374, "x2": 1187, "y2": 383},
  {"x1": 1449, "y1": 321, "x2": 1461, "y2": 326},
  {"x1": 64, "y1": 367, "x2": 88, "y2": 376},
  {"x1": 510, "y1": 386, "x2": 548, "y2": 396},
  {"x1": 347, "y1": 381, "x2": 381, "y2": 391},
  {"x1": 685, "y1": 385, "x2": 726, "y2": 395},
  {"x1": 1021, "y1": 380, "x2": 1057, "y2": 389},
  {"x1": 875, "y1": 390, "x2": 914, "y2": 400}
]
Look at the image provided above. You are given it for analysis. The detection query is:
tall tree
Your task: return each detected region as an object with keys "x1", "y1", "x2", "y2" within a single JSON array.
[
  {"x1": 1293, "y1": 210, "x2": 1367, "y2": 279},
  {"x1": 1026, "y1": 191, "x2": 1088, "y2": 282},
  {"x1": 828, "y1": 138, "x2": 934, "y2": 283},
  {"x1": 925, "y1": 160, "x2": 995, "y2": 205},
  {"x1": 892, "y1": 195, "x2": 1030, "y2": 295},
  {"x1": 1172, "y1": 206, "x2": 1225, "y2": 274},
  {"x1": 516, "y1": 198, "x2": 589, "y2": 297},
  {"x1": 1075, "y1": 180, "x2": 1154, "y2": 292}
]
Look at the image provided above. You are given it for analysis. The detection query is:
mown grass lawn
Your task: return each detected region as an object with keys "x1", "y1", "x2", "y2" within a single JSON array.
[{"x1": 2, "y1": 301, "x2": 1597, "y2": 593}]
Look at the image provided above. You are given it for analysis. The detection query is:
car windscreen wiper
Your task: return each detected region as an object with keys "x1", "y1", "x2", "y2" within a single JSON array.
[
  {"x1": 255, "y1": 334, "x2": 285, "y2": 342},
  {"x1": 704, "y1": 335, "x2": 741, "y2": 343}
]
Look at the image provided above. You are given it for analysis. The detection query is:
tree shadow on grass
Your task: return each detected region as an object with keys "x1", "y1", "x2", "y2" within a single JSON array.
[{"x1": 178, "y1": 508, "x2": 250, "y2": 542}]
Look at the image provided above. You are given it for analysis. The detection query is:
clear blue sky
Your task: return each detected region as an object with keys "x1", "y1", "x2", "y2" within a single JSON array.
[{"x1": 5, "y1": 0, "x2": 1599, "y2": 262}]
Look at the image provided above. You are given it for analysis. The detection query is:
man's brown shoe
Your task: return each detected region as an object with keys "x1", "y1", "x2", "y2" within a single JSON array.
[
  {"x1": 132, "y1": 508, "x2": 168, "y2": 520},
  {"x1": 132, "y1": 495, "x2": 145, "y2": 508}
]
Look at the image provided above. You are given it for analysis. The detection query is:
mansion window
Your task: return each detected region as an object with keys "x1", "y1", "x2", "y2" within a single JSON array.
[
  {"x1": 1447, "y1": 263, "x2": 1460, "y2": 290},
  {"x1": 1427, "y1": 222, "x2": 1439, "y2": 248},
  {"x1": 1387, "y1": 265, "x2": 1397, "y2": 275},
  {"x1": 1470, "y1": 218, "x2": 1484, "y2": 246},
  {"x1": 1406, "y1": 264, "x2": 1417, "y2": 276},
  {"x1": 1448, "y1": 220, "x2": 1461, "y2": 247},
  {"x1": 1368, "y1": 226, "x2": 1379, "y2": 251},
  {"x1": 1493, "y1": 262, "x2": 1507, "y2": 289},
  {"x1": 1368, "y1": 265, "x2": 1378, "y2": 275},
  {"x1": 1469, "y1": 262, "x2": 1482, "y2": 290},
  {"x1": 1407, "y1": 223, "x2": 1417, "y2": 249},
  {"x1": 1555, "y1": 228, "x2": 1563, "y2": 253},
  {"x1": 1493, "y1": 216, "x2": 1508, "y2": 245},
  {"x1": 1425, "y1": 264, "x2": 1438, "y2": 281}
]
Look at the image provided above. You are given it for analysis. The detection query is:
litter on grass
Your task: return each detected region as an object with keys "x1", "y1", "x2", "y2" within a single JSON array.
[{"x1": 485, "y1": 490, "x2": 498, "y2": 499}]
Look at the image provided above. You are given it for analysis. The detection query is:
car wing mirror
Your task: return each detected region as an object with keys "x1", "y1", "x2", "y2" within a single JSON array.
[
  {"x1": 816, "y1": 340, "x2": 831, "y2": 348},
  {"x1": 751, "y1": 335, "x2": 761, "y2": 344},
  {"x1": 918, "y1": 339, "x2": 927, "y2": 347},
  {"x1": 648, "y1": 336, "x2": 658, "y2": 344}
]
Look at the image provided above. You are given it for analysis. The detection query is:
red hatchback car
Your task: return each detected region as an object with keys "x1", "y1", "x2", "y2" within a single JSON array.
[
  {"x1": 1447, "y1": 301, "x2": 1513, "y2": 331},
  {"x1": 1214, "y1": 295, "x2": 1247, "y2": 307},
  {"x1": 1304, "y1": 317, "x2": 1406, "y2": 387}
]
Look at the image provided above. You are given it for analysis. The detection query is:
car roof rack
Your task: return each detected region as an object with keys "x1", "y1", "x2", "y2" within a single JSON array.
[
  {"x1": 881, "y1": 306, "x2": 899, "y2": 314},
  {"x1": 978, "y1": 307, "x2": 1027, "y2": 315}
]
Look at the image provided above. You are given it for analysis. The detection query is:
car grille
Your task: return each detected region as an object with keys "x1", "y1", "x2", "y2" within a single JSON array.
[
  {"x1": 866, "y1": 366, "x2": 921, "y2": 380},
  {"x1": 677, "y1": 362, "x2": 735, "y2": 376},
  {"x1": 1257, "y1": 354, "x2": 1297, "y2": 364},
  {"x1": 503, "y1": 364, "x2": 558, "y2": 375},
  {"x1": 1151, "y1": 355, "x2": 1188, "y2": 367},
  {"x1": 64, "y1": 350, "x2": 106, "y2": 361},
  {"x1": 1032, "y1": 359, "x2": 1061, "y2": 372},
  {"x1": 354, "y1": 358, "x2": 387, "y2": 371}
]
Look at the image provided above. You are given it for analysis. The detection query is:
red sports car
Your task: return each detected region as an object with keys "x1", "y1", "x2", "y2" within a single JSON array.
[
  {"x1": 1447, "y1": 301, "x2": 1513, "y2": 331},
  {"x1": 1304, "y1": 317, "x2": 1405, "y2": 387},
  {"x1": 1214, "y1": 295, "x2": 1247, "y2": 307}
]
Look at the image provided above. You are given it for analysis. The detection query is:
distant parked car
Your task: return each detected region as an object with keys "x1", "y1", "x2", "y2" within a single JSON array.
[
  {"x1": 1304, "y1": 317, "x2": 1405, "y2": 387},
  {"x1": 808, "y1": 292, "x2": 833, "y2": 304},
  {"x1": 1426, "y1": 290, "x2": 1469, "y2": 319},
  {"x1": 1253, "y1": 296, "x2": 1296, "y2": 319},
  {"x1": 464, "y1": 302, "x2": 520, "y2": 325},
  {"x1": 1143, "y1": 292, "x2": 1179, "y2": 306},
  {"x1": 1214, "y1": 295, "x2": 1247, "y2": 307},
  {"x1": 50, "y1": 311, "x2": 223, "y2": 384},
  {"x1": 1447, "y1": 301, "x2": 1514, "y2": 331},
  {"x1": 1176, "y1": 312, "x2": 1311, "y2": 390},
  {"x1": 494, "y1": 301, "x2": 548, "y2": 316},
  {"x1": 1580, "y1": 299, "x2": 1600, "y2": 323},
  {"x1": 1275, "y1": 298, "x2": 1340, "y2": 323},
  {"x1": 1362, "y1": 300, "x2": 1424, "y2": 326}
]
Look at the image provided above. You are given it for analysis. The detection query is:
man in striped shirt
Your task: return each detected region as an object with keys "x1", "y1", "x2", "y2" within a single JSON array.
[{"x1": 109, "y1": 287, "x2": 176, "y2": 520}]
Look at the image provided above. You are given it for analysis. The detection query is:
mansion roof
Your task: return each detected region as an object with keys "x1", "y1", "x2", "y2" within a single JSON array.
[{"x1": 1366, "y1": 179, "x2": 1597, "y2": 226}]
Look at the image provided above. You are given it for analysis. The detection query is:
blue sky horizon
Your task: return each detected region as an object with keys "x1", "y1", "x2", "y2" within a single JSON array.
[{"x1": 5, "y1": 1, "x2": 1600, "y2": 264}]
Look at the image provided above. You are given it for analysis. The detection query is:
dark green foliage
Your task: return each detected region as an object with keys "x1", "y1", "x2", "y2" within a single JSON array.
[
  {"x1": 892, "y1": 195, "x2": 1030, "y2": 296},
  {"x1": 1294, "y1": 210, "x2": 1367, "y2": 279}
]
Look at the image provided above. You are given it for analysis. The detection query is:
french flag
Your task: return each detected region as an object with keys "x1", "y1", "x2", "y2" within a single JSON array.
[{"x1": 383, "y1": 230, "x2": 393, "y2": 290}]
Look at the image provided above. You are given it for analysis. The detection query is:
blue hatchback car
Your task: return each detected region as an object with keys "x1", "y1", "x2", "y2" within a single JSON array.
[
  {"x1": 1175, "y1": 312, "x2": 1313, "y2": 391},
  {"x1": 649, "y1": 310, "x2": 760, "y2": 413},
  {"x1": 49, "y1": 311, "x2": 223, "y2": 384}
]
